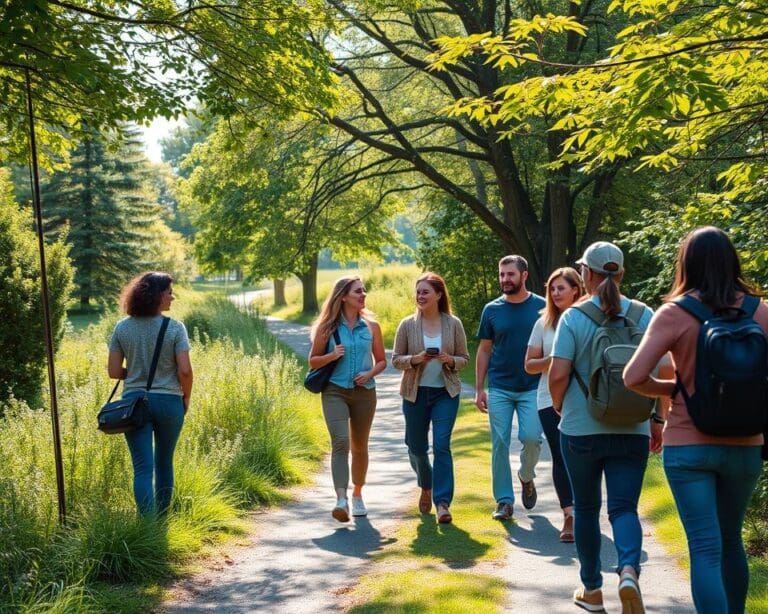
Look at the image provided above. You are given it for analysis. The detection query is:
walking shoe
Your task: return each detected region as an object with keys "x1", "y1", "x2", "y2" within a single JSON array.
[
  {"x1": 520, "y1": 476, "x2": 537, "y2": 510},
  {"x1": 436, "y1": 502, "x2": 452, "y2": 524},
  {"x1": 560, "y1": 513, "x2": 574, "y2": 543},
  {"x1": 419, "y1": 488, "x2": 432, "y2": 514},
  {"x1": 332, "y1": 499, "x2": 350, "y2": 522},
  {"x1": 491, "y1": 502, "x2": 513, "y2": 521},
  {"x1": 618, "y1": 571, "x2": 645, "y2": 614},
  {"x1": 573, "y1": 587, "x2": 606, "y2": 613},
  {"x1": 351, "y1": 496, "x2": 367, "y2": 517}
]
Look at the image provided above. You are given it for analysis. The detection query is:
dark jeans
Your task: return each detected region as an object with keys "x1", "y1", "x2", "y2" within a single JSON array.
[
  {"x1": 124, "y1": 392, "x2": 185, "y2": 515},
  {"x1": 402, "y1": 386, "x2": 460, "y2": 506},
  {"x1": 538, "y1": 407, "x2": 573, "y2": 509},
  {"x1": 663, "y1": 444, "x2": 763, "y2": 614},
  {"x1": 561, "y1": 432, "x2": 649, "y2": 590}
]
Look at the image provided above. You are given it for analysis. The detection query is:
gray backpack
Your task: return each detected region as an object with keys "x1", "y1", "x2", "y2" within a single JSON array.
[{"x1": 573, "y1": 300, "x2": 656, "y2": 425}]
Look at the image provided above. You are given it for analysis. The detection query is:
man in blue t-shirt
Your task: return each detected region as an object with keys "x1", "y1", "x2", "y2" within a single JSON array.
[{"x1": 476, "y1": 255, "x2": 545, "y2": 521}]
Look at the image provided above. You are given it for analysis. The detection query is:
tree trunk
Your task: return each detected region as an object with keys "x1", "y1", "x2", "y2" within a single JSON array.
[
  {"x1": 298, "y1": 253, "x2": 319, "y2": 314},
  {"x1": 273, "y1": 278, "x2": 286, "y2": 307}
]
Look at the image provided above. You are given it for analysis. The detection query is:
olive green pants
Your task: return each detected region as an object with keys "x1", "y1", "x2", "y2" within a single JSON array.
[{"x1": 321, "y1": 383, "x2": 377, "y2": 490}]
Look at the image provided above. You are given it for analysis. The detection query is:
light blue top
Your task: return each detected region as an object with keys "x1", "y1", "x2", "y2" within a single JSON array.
[
  {"x1": 551, "y1": 296, "x2": 653, "y2": 436},
  {"x1": 420, "y1": 332, "x2": 445, "y2": 388},
  {"x1": 328, "y1": 317, "x2": 375, "y2": 390},
  {"x1": 477, "y1": 293, "x2": 545, "y2": 391}
]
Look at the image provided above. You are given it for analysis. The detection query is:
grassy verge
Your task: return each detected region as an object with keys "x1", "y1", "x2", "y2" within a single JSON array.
[
  {"x1": 344, "y1": 400, "x2": 508, "y2": 612},
  {"x1": 1, "y1": 288, "x2": 326, "y2": 612}
]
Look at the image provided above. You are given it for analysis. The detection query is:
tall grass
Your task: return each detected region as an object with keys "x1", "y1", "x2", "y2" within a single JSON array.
[{"x1": 0, "y1": 291, "x2": 325, "y2": 611}]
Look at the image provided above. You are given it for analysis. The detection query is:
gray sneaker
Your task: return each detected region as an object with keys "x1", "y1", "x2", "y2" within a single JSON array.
[{"x1": 491, "y1": 502, "x2": 513, "y2": 521}]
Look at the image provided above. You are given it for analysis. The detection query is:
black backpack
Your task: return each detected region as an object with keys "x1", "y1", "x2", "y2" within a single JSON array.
[{"x1": 673, "y1": 294, "x2": 768, "y2": 437}]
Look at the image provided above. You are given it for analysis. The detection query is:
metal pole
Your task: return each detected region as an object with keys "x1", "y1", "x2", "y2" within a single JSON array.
[{"x1": 24, "y1": 68, "x2": 67, "y2": 524}]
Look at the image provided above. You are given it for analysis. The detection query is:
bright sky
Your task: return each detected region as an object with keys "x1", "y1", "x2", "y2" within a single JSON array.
[{"x1": 141, "y1": 115, "x2": 181, "y2": 163}]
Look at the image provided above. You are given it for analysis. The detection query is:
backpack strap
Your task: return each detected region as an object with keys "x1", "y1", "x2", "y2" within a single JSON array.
[
  {"x1": 741, "y1": 294, "x2": 760, "y2": 317},
  {"x1": 625, "y1": 300, "x2": 646, "y2": 326},
  {"x1": 573, "y1": 301, "x2": 605, "y2": 326},
  {"x1": 672, "y1": 295, "x2": 713, "y2": 323}
]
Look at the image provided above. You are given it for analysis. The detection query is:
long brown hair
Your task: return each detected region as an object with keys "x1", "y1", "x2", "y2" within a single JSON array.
[
  {"x1": 665, "y1": 226, "x2": 760, "y2": 310},
  {"x1": 311, "y1": 276, "x2": 371, "y2": 342},
  {"x1": 542, "y1": 267, "x2": 585, "y2": 328},
  {"x1": 416, "y1": 272, "x2": 452, "y2": 314}
]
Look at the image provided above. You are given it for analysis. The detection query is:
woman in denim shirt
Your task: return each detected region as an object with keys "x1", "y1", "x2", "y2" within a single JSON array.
[{"x1": 309, "y1": 276, "x2": 386, "y2": 522}]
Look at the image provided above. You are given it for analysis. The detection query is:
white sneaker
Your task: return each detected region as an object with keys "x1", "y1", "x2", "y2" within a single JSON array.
[
  {"x1": 332, "y1": 499, "x2": 350, "y2": 522},
  {"x1": 351, "y1": 496, "x2": 367, "y2": 517}
]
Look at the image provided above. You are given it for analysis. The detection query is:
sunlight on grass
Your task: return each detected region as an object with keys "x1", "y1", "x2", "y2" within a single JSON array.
[{"x1": 349, "y1": 567, "x2": 506, "y2": 614}]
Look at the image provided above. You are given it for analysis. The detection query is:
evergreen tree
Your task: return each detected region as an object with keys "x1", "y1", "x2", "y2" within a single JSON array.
[{"x1": 42, "y1": 125, "x2": 162, "y2": 306}]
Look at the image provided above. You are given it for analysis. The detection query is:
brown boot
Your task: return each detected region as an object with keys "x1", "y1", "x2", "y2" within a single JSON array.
[{"x1": 419, "y1": 489, "x2": 432, "y2": 514}]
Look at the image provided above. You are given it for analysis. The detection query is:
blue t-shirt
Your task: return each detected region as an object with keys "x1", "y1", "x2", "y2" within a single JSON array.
[
  {"x1": 551, "y1": 295, "x2": 653, "y2": 437},
  {"x1": 477, "y1": 293, "x2": 545, "y2": 391},
  {"x1": 328, "y1": 317, "x2": 375, "y2": 390}
]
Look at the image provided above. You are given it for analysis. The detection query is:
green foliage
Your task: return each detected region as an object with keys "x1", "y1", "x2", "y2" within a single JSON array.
[
  {"x1": 0, "y1": 291, "x2": 325, "y2": 610},
  {"x1": 179, "y1": 116, "x2": 403, "y2": 281},
  {"x1": 41, "y1": 125, "x2": 190, "y2": 305},
  {"x1": 0, "y1": 168, "x2": 74, "y2": 407},
  {"x1": 418, "y1": 204, "x2": 504, "y2": 334},
  {"x1": 0, "y1": 0, "x2": 336, "y2": 167}
]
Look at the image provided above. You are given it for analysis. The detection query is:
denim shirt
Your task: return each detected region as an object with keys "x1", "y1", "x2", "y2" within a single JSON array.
[{"x1": 328, "y1": 317, "x2": 375, "y2": 390}]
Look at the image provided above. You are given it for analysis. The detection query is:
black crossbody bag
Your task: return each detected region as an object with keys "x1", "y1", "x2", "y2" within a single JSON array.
[
  {"x1": 303, "y1": 329, "x2": 342, "y2": 393},
  {"x1": 98, "y1": 317, "x2": 170, "y2": 434}
]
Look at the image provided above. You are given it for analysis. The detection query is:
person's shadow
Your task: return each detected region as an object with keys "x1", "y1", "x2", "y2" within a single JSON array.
[
  {"x1": 503, "y1": 514, "x2": 578, "y2": 566},
  {"x1": 409, "y1": 514, "x2": 490, "y2": 569},
  {"x1": 312, "y1": 516, "x2": 397, "y2": 559}
]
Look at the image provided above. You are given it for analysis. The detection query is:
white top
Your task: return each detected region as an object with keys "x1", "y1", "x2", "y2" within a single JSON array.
[
  {"x1": 527, "y1": 317, "x2": 555, "y2": 409},
  {"x1": 420, "y1": 332, "x2": 445, "y2": 388}
]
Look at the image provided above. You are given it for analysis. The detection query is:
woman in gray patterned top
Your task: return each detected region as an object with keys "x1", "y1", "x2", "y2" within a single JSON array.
[{"x1": 108, "y1": 272, "x2": 193, "y2": 515}]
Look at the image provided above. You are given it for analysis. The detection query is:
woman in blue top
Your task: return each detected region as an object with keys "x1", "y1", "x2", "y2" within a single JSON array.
[
  {"x1": 549, "y1": 242, "x2": 657, "y2": 614},
  {"x1": 309, "y1": 276, "x2": 386, "y2": 522}
]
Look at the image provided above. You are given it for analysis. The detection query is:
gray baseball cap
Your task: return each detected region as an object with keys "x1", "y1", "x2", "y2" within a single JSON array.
[{"x1": 576, "y1": 241, "x2": 624, "y2": 274}]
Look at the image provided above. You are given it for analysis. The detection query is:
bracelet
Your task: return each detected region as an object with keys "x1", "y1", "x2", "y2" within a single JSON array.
[{"x1": 650, "y1": 413, "x2": 665, "y2": 425}]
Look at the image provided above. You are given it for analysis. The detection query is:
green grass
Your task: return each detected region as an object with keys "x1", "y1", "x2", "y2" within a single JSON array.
[
  {"x1": 0, "y1": 288, "x2": 326, "y2": 612},
  {"x1": 345, "y1": 401, "x2": 508, "y2": 612}
]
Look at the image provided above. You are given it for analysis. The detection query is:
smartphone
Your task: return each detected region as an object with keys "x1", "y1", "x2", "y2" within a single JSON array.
[{"x1": 426, "y1": 347, "x2": 440, "y2": 356}]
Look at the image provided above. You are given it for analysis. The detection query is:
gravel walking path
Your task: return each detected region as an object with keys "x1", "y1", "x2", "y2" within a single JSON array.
[{"x1": 162, "y1": 308, "x2": 694, "y2": 613}]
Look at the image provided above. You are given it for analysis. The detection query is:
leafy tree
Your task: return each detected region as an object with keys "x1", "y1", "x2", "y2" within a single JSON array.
[
  {"x1": 41, "y1": 126, "x2": 165, "y2": 306},
  {"x1": 1, "y1": 0, "x2": 336, "y2": 166},
  {"x1": 0, "y1": 168, "x2": 73, "y2": 408},
  {"x1": 179, "y1": 117, "x2": 402, "y2": 312},
  {"x1": 433, "y1": 0, "x2": 768, "y2": 288}
]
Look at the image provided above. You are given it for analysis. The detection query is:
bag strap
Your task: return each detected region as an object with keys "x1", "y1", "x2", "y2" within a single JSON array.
[
  {"x1": 625, "y1": 299, "x2": 645, "y2": 326},
  {"x1": 145, "y1": 317, "x2": 171, "y2": 395},
  {"x1": 672, "y1": 295, "x2": 713, "y2": 323},
  {"x1": 741, "y1": 294, "x2": 760, "y2": 317},
  {"x1": 573, "y1": 301, "x2": 605, "y2": 326}
]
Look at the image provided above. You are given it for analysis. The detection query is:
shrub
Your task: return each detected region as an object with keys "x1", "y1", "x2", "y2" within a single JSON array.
[{"x1": 0, "y1": 169, "x2": 74, "y2": 408}]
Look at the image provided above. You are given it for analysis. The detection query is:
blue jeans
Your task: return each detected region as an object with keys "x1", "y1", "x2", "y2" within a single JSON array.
[
  {"x1": 124, "y1": 392, "x2": 185, "y2": 515},
  {"x1": 538, "y1": 407, "x2": 573, "y2": 509},
  {"x1": 561, "y1": 433, "x2": 649, "y2": 590},
  {"x1": 663, "y1": 444, "x2": 762, "y2": 614},
  {"x1": 403, "y1": 387, "x2": 460, "y2": 506},
  {"x1": 488, "y1": 388, "x2": 541, "y2": 504}
]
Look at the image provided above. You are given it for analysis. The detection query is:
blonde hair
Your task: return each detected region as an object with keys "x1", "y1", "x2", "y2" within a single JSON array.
[
  {"x1": 541, "y1": 267, "x2": 585, "y2": 328},
  {"x1": 310, "y1": 276, "x2": 371, "y2": 342}
]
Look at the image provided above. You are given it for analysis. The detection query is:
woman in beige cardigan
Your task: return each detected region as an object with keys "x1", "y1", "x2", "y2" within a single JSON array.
[{"x1": 392, "y1": 272, "x2": 469, "y2": 523}]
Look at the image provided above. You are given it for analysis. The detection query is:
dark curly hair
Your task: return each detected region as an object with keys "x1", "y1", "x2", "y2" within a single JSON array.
[{"x1": 120, "y1": 272, "x2": 173, "y2": 316}]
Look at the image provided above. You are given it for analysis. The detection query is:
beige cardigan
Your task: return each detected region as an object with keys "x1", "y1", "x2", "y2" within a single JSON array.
[{"x1": 391, "y1": 312, "x2": 469, "y2": 402}]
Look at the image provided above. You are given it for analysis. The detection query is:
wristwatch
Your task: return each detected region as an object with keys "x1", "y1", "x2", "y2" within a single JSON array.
[{"x1": 650, "y1": 412, "x2": 665, "y2": 425}]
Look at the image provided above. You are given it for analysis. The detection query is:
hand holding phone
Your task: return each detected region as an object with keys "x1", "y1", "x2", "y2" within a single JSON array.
[{"x1": 426, "y1": 347, "x2": 440, "y2": 356}]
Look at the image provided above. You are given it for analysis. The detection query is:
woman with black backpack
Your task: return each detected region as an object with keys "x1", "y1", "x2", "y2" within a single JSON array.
[
  {"x1": 549, "y1": 241, "x2": 658, "y2": 614},
  {"x1": 625, "y1": 227, "x2": 767, "y2": 614}
]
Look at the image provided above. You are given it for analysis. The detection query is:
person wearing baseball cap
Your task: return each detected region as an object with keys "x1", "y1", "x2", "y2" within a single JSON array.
[{"x1": 549, "y1": 240, "x2": 658, "y2": 613}]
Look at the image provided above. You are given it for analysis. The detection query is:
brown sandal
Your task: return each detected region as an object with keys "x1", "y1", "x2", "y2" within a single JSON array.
[
  {"x1": 560, "y1": 514, "x2": 574, "y2": 543},
  {"x1": 419, "y1": 489, "x2": 432, "y2": 514}
]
